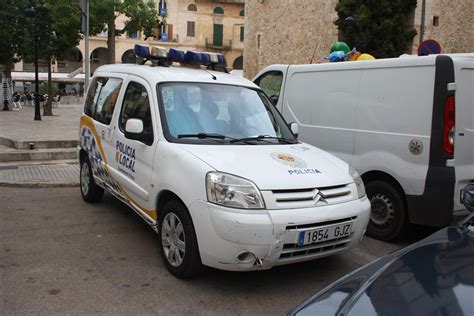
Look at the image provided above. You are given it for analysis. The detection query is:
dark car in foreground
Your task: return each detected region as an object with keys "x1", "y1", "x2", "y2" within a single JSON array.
[{"x1": 290, "y1": 184, "x2": 474, "y2": 316}]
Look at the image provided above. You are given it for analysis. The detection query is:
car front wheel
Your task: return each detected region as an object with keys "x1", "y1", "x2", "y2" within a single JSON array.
[{"x1": 159, "y1": 199, "x2": 202, "y2": 278}]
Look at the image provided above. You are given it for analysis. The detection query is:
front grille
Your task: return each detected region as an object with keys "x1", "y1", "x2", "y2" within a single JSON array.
[
  {"x1": 279, "y1": 233, "x2": 353, "y2": 260},
  {"x1": 286, "y1": 216, "x2": 357, "y2": 230},
  {"x1": 271, "y1": 184, "x2": 353, "y2": 208}
]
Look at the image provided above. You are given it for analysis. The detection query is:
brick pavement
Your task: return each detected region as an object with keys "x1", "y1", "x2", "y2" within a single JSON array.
[{"x1": 0, "y1": 162, "x2": 79, "y2": 187}]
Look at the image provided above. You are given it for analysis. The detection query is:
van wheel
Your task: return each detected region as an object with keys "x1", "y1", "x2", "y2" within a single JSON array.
[
  {"x1": 366, "y1": 181, "x2": 408, "y2": 241},
  {"x1": 159, "y1": 200, "x2": 202, "y2": 278},
  {"x1": 80, "y1": 156, "x2": 104, "y2": 203}
]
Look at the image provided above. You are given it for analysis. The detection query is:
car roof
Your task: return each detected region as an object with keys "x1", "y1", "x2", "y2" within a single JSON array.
[{"x1": 94, "y1": 63, "x2": 258, "y2": 88}]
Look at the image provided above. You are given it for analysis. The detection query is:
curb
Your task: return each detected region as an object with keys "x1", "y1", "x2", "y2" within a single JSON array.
[{"x1": 0, "y1": 181, "x2": 80, "y2": 188}]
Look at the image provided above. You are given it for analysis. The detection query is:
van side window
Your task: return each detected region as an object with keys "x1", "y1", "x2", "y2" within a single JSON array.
[
  {"x1": 254, "y1": 71, "x2": 283, "y2": 105},
  {"x1": 94, "y1": 78, "x2": 122, "y2": 124},
  {"x1": 84, "y1": 77, "x2": 122, "y2": 125},
  {"x1": 84, "y1": 78, "x2": 99, "y2": 116},
  {"x1": 119, "y1": 81, "x2": 154, "y2": 145}
]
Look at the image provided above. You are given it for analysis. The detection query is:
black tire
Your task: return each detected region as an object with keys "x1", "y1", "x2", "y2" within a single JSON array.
[
  {"x1": 366, "y1": 181, "x2": 409, "y2": 241},
  {"x1": 158, "y1": 199, "x2": 202, "y2": 278},
  {"x1": 79, "y1": 156, "x2": 104, "y2": 203}
]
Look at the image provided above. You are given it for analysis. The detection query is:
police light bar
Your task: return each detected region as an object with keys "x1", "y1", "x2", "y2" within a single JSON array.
[
  {"x1": 134, "y1": 44, "x2": 150, "y2": 59},
  {"x1": 168, "y1": 48, "x2": 185, "y2": 63},
  {"x1": 149, "y1": 46, "x2": 168, "y2": 59},
  {"x1": 201, "y1": 52, "x2": 225, "y2": 66},
  {"x1": 184, "y1": 51, "x2": 203, "y2": 64}
]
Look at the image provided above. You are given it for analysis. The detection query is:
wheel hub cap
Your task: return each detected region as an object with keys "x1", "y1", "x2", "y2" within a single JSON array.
[
  {"x1": 161, "y1": 213, "x2": 185, "y2": 267},
  {"x1": 370, "y1": 193, "x2": 395, "y2": 228},
  {"x1": 80, "y1": 162, "x2": 90, "y2": 195}
]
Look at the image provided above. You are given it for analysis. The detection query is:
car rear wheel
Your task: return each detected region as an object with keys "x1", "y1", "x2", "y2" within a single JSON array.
[
  {"x1": 366, "y1": 181, "x2": 408, "y2": 241},
  {"x1": 159, "y1": 199, "x2": 202, "y2": 278},
  {"x1": 80, "y1": 156, "x2": 104, "y2": 203}
]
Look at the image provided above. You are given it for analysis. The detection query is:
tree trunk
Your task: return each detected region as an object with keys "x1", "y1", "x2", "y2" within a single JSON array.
[
  {"x1": 107, "y1": 19, "x2": 116, "y2": 64},
  {"x1": 3, "y1": 63, "x2": 13, "y2": 111},
  {"x1": 43, "y1": 57, "x2": 53, "y2": 116}
]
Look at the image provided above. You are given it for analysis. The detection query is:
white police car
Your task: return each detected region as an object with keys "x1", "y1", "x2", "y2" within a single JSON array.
[{"x1": 78, "y1": 44, "x2": 371, "y2": 278}]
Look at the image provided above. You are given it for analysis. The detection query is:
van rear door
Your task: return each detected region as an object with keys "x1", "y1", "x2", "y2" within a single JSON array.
[{"x1": 453, "y1": 56, "x2": 474, "y2": 212}]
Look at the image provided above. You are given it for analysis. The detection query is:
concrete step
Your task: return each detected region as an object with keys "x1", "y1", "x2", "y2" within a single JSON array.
[
  {"x1": 0, "y1": 136, "x2": 78, "y2": 149},
  {"x1": 0, "y1": 147, "x2": 77, "y2": 162}
]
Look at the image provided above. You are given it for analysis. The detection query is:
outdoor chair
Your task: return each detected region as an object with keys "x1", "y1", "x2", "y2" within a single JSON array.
[
  {"x1": 52, "y1": 95, "x2": 62, "y2": 108},
  {"x1": 11, "y1": 94, "x2": 22, "y2": 109}
]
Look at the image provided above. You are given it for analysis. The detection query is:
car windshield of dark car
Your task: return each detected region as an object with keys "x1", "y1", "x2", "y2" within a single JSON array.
[{"x1": 158, "y1": 83, "x2": 296, "y2": 144}]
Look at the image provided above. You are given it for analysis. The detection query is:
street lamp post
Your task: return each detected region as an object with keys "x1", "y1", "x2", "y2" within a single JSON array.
[{"x1": 25, "y1": 5, "x2": 44, "y2": 121}]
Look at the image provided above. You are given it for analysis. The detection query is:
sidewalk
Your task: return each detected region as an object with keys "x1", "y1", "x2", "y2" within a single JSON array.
[
  {"x1": 0, "y1": 161, "x2": 79, "y2": 187},
  {"x1": 0, "y1": 104, "x2": 82, "y2": 187},
  {"x1": 0, "y1": 103, "x2": 82, "y2": 145}
]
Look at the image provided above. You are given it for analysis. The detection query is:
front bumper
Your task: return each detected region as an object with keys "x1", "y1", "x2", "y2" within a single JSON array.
[{"x1": 188, "y1": 197, "x2": 371, "y2": 271}]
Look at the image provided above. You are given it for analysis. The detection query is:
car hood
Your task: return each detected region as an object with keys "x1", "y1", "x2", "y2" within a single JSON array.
[
  {"x1": 178, "y1": 143, "x2": 352, "y2": 190},
  {"x1": 290, "y1": 224, "x2": 474, "y2": 316}
]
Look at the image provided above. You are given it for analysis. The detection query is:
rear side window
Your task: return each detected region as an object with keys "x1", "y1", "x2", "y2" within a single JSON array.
[
  {"x1": 118, "y1": 81, "x2": 154, "y2": 145},
  {"x1": 254, "y1": 71, "x2": 283, "y2": 104},
  {"x1": 84, "y1": 77, "x2": 123, "y2": 125}
]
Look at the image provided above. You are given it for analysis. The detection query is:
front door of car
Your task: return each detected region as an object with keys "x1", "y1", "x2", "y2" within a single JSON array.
[{"x1": 108, "y1": 76, "x2": 157, "y2": 221}]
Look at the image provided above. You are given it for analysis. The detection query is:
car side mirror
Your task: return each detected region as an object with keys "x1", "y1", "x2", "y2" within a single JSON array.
[
  {"x1": 461, "y1": 183, "x2": 474, "y2": 212},
  {"x1": 269, "y1": 95, "x2": 279, "y2": 106},
  {"x1": 124, "y1": 118, "x2": 144, "y2": 142},
  {"x1": 289, "y1": 122, "x2": 299, "y2": 138}
]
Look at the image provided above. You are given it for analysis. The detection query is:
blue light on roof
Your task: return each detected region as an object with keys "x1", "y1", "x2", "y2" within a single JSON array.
[
  {"x1": 134, "y1": 44, "x2": 150, "y2": 59},
  {"x1": 168, "y1": 48, "x2": 185, "y2": 63},
  {"x1": 201, "y1": 53, "x2": 211, "y2": 65},
  {"x1": 217, "y1": 54, "x2": 225, "y2": 65},
  {"x1": 184, "y1": 51, "x2": 203, "y2": 64}
]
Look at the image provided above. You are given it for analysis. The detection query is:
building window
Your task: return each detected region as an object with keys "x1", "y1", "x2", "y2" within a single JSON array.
[
  {"x1": 257, "y1": 34, "x2": 261, "y2": 49},
  {"x1": 213, "y1": 6, "x2": 224, "y2": 14},
  {"x1": 240, "y1": 26, "x2": 244, "y2": 42},
  {"x1": 239, "y1": 9, "x2": 244, "y2": 16},
  {"x1": 188, "y1": 4, "x2": 197, "y2": 11},
  {"x1": 187, "y1": 21, "x2": 195, "y2": 37},
  {"x1": 128, "y1": 32, "x2": 138, "y2": 39},
  {"x1": 433, "y1": 16, "x2": 439, "y2": 26}
]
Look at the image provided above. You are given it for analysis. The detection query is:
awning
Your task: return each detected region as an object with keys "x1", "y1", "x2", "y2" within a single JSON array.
[{"x1": 11, "y1": 71, "x2": 86, "y2": 83}]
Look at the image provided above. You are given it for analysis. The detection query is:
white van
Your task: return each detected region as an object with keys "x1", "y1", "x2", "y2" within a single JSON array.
[
  {"x1": 78, "y1": 46, "x2": 370, "y2": 278},
  {"x1": 254, "y1": 54, "x2": 474, "y2": 241}
]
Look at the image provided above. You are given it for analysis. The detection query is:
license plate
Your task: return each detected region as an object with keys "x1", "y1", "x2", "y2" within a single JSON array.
[{"x1": 298, "y1": 223, "x2": 353, "y2": 246}]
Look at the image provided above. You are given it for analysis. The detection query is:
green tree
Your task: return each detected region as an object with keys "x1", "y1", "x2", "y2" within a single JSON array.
[
  {"x1": 0, "y1": 0, "x2": 28, "y2": 110},
  {"x1": 89, "y1": 0, "x2": 158, "y2": 64},
  {"x1": 21, "y1": 0, "x2": 82, "y2": 115},
  {"x1": 334, "y1": 0, "x2": 417, "y2": 58}
]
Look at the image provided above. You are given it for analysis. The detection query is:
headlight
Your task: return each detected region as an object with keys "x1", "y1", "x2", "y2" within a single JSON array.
[
  {"x1": 350, "y1": 167, "x2": 366, "y2": 199},
  {"x1": 206, "y1": 172, "x2": 265, "y2": 209}
]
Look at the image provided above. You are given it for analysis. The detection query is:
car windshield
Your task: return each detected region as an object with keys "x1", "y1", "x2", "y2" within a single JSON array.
[{"x1": 158, "y1": 83, "x2": 297, "y2": 144}]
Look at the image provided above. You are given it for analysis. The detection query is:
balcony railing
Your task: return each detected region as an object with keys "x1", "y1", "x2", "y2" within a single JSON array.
[
  {"x1": 195, "y1": 0, "x2": 244, "y2": 4},
  {"x1": 205, "y1": 38, "x2": 232, "y2": 50}
]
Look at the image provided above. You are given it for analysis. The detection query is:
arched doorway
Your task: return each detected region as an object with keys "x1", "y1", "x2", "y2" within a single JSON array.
[
  {"x1": 90, "y1": 47, "x2": 109, "y2": 73},
  {"x1": 57, "y1": 47, "x2": 83, "y2": 73},
  {"x1": 232, "y1": 56, "x2": 243, "y2": 70},
  {"x1": 121, "y1": 49, "x2": 136, "y2": 64}
]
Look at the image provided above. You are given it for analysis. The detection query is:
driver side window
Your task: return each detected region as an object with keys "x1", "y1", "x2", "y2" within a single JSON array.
[{"x1": 254, "y1": 71, "x2": 283, "y2": 105}]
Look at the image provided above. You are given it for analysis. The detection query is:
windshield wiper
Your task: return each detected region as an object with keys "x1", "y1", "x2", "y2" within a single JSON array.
[
  {"x1": 178, "y1": 132, "x2": 257, "y2": 145},
  {"x1": 230, "y1": 135, "x2": 297, "y2": 144},
  {"x1": 178, "y1": 132, "x2": 226, "y2": 139}
]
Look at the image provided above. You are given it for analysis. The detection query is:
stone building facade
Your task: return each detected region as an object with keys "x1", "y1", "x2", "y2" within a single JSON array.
[
  {"x1": 14, "y1": 0, "x2": 245, "y2": 76},
  {"x1": 244, "y1": 0, "x2": 473, "y2": 79},
  {"x1": 411, "y1": 0, "x2": 474, "y2": 54}
]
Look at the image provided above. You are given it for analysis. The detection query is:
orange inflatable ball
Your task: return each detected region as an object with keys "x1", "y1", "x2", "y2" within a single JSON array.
[
  {"x1": 348, "y1": 51, "x2": 361, "y2": 61},
  {"x1": 357, "y1": 53, "x2": 376, "y2": 61}
]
